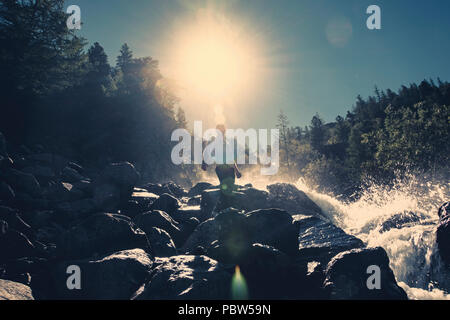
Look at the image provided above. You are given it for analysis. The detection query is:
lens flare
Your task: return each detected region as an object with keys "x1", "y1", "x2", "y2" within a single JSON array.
[{"x1": 231, "y1": 265, "x2": 248, "y2": 300}]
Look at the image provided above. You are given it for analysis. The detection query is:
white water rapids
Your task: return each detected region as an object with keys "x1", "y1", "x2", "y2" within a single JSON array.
[
  {"x1": 199, "y1": 170, "x2": 450, "y2": 299},
  {"x1": 294, "y1": 176, "x2": 450, "y2": 300}
]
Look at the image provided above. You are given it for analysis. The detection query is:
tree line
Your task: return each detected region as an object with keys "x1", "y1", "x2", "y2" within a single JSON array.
[
  {"x1": 277, "y1": 80, "x2": 450, "y2": 196},
  {"x1": 0, "y1": 0, "x2": 189, "y2": 183}
]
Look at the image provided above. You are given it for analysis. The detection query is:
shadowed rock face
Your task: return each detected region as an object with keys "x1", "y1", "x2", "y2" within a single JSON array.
[
  {"x1": 51, "y1": 249, "x2": 153, "y2": 300},
  {"x1": 133, "y1": 255, "x2": 232, "y2": 300},
  {"x1": 437, "y1": 202, "x2": 450, "y2": 264},
  {"x1": 324, "y1": 247, "x2": 408, "y2": 300},
  {"x1": 56, "y1": 213, "x2": 151, "y2": 260}
]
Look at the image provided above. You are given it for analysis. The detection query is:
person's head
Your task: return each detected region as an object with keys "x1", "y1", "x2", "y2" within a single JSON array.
[{"x1": 216, "y1": 124, "x2": 226, "y2": 136}]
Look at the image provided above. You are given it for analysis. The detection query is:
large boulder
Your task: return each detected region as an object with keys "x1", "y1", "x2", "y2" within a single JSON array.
[
  {"x1": 146, "y1": 227, "x2": 177, "y2": 257},
  {"x1": 0, "y1": 279, "x2": 34, "y2": 300},
  {"x1": 295, "y1": 215, "x2": 365, "y2": 264},
  {"x1": 56, "y1": 213, "x2": 151, "y2": 259},
  {"x1": 0, "y1": 182, "x2": 15, "y2": 202},
  {"x1": 0, "y1": 221, "x2": 37, "y2": 261},
  {"x1": 188, "y1": 182, "x2": 214, "y2": 197},
  {"x1": 133, "y1": 255, "x2": 232, "y2": 300},
  {"x1": 0, "y1": 206, "x2": 34, "y2": 240},
  {"x1": 133, "y1": 210, "x2": 182, "y2": 246},
  {"x1": 149, "y1": 193, "x2": 180, "y2": 216},
  {"x1": 1, "y1": 169, "x2": 41, "y2": 197},
  {"x1": 183, "y1": 208, "x2": 298, "y2": 256},
  {"x1": 267, "y1": 183, "x2": 323, "y2": 216},
  {"x1": 379, "y1": 211, "x2": 429, "y2": 233},
  {"x1": 22, "y1": 165, "x2": 55, "y2": 185},
  {"x1": 51, "y1": 249, "x2": 153, "y2": 299},
  {"x1": 101, "y1": 162, "x2": 140, "y2": 195},
  {"x1": 323, "y1": 247, "x2": 408, "y2": 300},
  {"x1": 437, "y1": 202, "x2": 450, "y2": 264}
]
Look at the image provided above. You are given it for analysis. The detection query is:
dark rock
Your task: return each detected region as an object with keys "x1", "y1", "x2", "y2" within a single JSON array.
[
  {"x1": 295, "y1": 215, "x2": 365, "y2": 264},
  {"x1": 26, "y1": 153, "x2": 69, "y2": 172},
  {"x1": 188, "y1": 182, "x2": 214, "y2": 197},
  {"x1": 437, "y1": 202, "x2": 450, "y2": 264},
  {"x1": 0, "y1": 206, "x2": 33, "y2": 240},
  {"x1": 52, "y1": 249, "x2": 152, "y2": 299},
  {"x1": 22, "y1": 165, "x2": 55, "y2": 184},
  {"x1": 133, "y1": 210, "x2": 182, "y2": 246},
  {"x1": 0, "y1": 155, "x2": 13, "y2": 169},
  {"x1": 133, "y1": 255, "x2": 232, "y2": 300},
  {"x1": 45, "y1": 182, "x2": 85, "y2": 202},
  {"x1": 56, "y1": 213, "x2": 151, "y2": 259},
  {"x1": 146, "y1": 227, "x2": 177, "y2": 257},
  {"x1": 62, "y1": 166, "x2": 84, "y2": 183},
  {"x1": 379, "y1": 211, "x2": 428, "y2": 233},
  {"x1": 150, "y1": 193, "x2": 180, "y2": 215},
  {"x1": 0, "y1": 182, "x2": 15, "y2": 201},
  {"x1": 267, "y1": 183, "x2": 323, "y2": 216},
  {"x1": 323, "y1": 247, "x2": 408, "y2": 300},
  {"x1": 246, "y1": 208, "x2": 298, "y2": 255},
  {"x1": 183, "y1": 208, "x2": 298, "y2": 256},
  {"x1": 53, "y1": 199, "x2": 96, "y2": 224},
  {"x1": 93, "y1": 183, "x2": 121, "y2": 211},
  {"x1": 0, "y1": 279, "x2": 34, "y2": 300},
  {"x1": 2, "y1": 169, "x2": 41, "y2": 197},
  {"x1": 0, "y1": 222, "x2": 37, "y2": 261},
  {"x1": 143, "y1": 182, "x2": 186, "y2": 198},
  {"x1": 101, "y1": 162, "x2": 140, "y2": 196},
  {"x1": 0, "y1": 132, "x2": 7, "y2": 157}
]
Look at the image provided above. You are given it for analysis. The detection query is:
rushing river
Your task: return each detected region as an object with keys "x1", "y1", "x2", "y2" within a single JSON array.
[{"x1": 294, "y1": 176, "x2": 450, "y2": 300}]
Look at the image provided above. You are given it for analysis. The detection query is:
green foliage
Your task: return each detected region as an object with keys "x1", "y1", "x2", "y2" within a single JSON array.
[{"x1": 285, "y1": 79, "x2": 450, "y2": 195}]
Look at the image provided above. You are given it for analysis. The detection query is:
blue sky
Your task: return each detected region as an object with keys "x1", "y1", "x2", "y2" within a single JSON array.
[{"x1": 66, "y1": 0, "x2": 450, "y2": 129}]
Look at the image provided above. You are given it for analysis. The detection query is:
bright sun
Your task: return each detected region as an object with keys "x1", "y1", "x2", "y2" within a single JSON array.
[{"x1": 170, "y1": 10, "x2": 259, "y2": 101}]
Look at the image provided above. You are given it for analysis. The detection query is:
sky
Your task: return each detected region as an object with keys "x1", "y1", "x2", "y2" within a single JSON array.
[{"x1": 65, "y1": 0, "x2": 450, "y2": 130}]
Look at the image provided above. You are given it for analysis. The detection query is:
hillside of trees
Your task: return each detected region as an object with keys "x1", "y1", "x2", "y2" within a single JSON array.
[
  {"x1": 0, "y1": 0, "x2": 190, "y2": 183},
  {"x1": 277, "y1": 80, "x2": 450, "y2": 197}
]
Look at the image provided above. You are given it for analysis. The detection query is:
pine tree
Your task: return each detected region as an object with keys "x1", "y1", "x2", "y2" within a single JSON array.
[{"x1": 276, "y1": 110, "x2": 291, "y2": 167}]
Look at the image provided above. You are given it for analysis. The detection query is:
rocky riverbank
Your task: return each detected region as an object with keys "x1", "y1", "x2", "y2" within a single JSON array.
[{"x1": 0, "y1": 132, "x2": 447, "y2": 300}]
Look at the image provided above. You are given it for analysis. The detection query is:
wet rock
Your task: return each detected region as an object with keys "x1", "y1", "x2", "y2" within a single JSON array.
[
  {"x1": 51, "y1": 249, "x2": 152, "y2": 299},
  {"x1": 295, "y1": 215, "x2": 365, "y2": 264},
  {"x1": 0, "y1": 279, "x2": 34, "y2": 300},
  {"x1": 133, "y1": 255, "x2": 232, "y2": 300},
  {"x1": 323, "y1": 247, "x2": 408, "y2": 300},
  {"x1": 379, "y1": 211, "x2": 429, "y2": 233},
  {"x1": 56, "y1": 213, "x2": 151, "y2": 259},
  {"x1": 22, "y1": 165, "x2": 55, "y2": 184},
  {"x1": 267, "y1": 183, "x2": 323, "y2": 216},
  {"x1": 437, "y1": 202, "x2": 450, "y2": 264}
]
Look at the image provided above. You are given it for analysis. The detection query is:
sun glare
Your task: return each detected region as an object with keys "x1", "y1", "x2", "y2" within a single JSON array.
[{"x1": 170, "y1": 9, "x2": 260, "y2": 101}]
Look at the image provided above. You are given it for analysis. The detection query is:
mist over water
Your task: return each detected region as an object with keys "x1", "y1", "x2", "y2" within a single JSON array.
[{"x1": 294, "y1": 175, "x2": 450, "y2": 300}]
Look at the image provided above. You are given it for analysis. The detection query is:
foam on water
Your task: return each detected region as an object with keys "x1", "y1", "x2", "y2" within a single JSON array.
[{"x1": 294, "y1": 175, "x2": 450, "y2": 300}]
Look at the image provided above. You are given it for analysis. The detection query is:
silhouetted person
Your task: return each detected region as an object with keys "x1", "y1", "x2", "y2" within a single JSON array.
[{"x1": 202, "y1": 124, "x2": 241, "y2": 193}]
